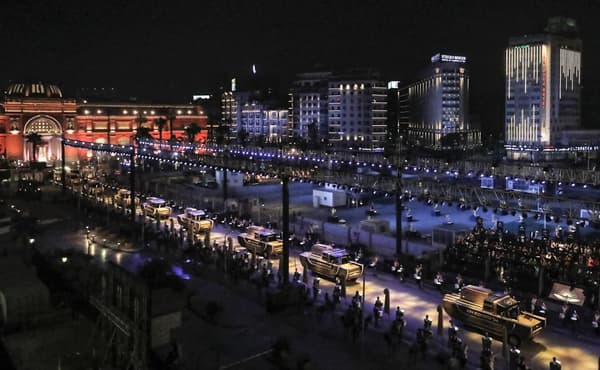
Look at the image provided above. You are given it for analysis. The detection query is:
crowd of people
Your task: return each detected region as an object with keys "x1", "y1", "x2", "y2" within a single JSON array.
[{"x1": 446, "y1": 219, "x2": 600, "y2": 297}]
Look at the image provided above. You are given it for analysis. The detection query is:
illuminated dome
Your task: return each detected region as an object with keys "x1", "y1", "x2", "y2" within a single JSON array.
[{"x1": 5, "y1": 82, "x2": 63, "y2": 98}]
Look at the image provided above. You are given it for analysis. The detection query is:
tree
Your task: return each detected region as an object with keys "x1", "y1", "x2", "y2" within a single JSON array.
[
  {"x1": 184, "y1": 122, "x2": 202, "y2": 143},
  {"x1": 25, "y1": 133, "x2": 43, "y2": 162},
  {"x1": 134, "y1": 112, "x2": 148, "y2": 131},
  {"x1": 133, "y1": 126, "x2": 153, "y2": 145},
  {"x1": 154, "y1": 117, "x2": 168, "y2": 144},
  {"x1": 165, "y1": 108, "x2": 177, "y2": 142},
  {"x1": 237, "y1": 128, "x2": 249, "y2": 147}
]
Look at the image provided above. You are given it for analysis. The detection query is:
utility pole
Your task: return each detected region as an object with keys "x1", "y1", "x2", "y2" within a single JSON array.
[
  {"x1": 61, "y1": 133, "x2": 66, "y2": 195},
  {"x1": 281, "y1": 174, "x2": 290, "y2": 285},
  {"x1": 129, "y1": 146, "x2": 136, "y2": 224},
  {"x1": 395, "y1": 136, "x2": 403, "y2": 256},
  {"x1": 222, "y1": 149, "x2": 228, "y2": 211}
]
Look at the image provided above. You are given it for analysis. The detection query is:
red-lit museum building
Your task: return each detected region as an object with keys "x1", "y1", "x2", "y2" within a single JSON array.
[{"x1": 0, "y1": 82, "x2": 208, "y2": 162}]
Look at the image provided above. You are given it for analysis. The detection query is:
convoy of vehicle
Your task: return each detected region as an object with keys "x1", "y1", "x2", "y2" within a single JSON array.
[
  {"x1": 442, "y1": 285, "x2": 546, "y2": 345},
  {"x1": 299, "y1": 243, "x2": 364, "y2": 284},
  {"x1": 237, "y1": 225, "x2": 283, "y2": 257}
]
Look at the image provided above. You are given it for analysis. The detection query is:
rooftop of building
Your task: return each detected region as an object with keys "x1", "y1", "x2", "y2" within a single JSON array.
[
  {"x1": 5, "y1": 82, "x2": 63, "y2": 99},
  {"x1": 508, "y1": 17, "x2": 582, "y2": 47}
]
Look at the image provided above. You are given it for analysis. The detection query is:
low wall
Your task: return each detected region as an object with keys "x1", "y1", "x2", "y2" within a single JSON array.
[{"x1": 295, "y1": 216, "x2": 440, "y2": 258}]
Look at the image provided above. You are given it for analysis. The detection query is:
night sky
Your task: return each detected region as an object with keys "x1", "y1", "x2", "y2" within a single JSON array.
[{"x1": 1, "y1": 0, "x2": 599, "y2": 134}]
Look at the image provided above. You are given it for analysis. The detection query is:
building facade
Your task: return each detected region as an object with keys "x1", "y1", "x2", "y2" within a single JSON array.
[
  {"x1": 400, "y1": 53, "x2": 479, "y2": 149},
  {"x1": 288, "y1": 72, "x2": 331, "y2": 141},
  {"x1": 505, "y1": 17, "x2": 582, "y2": 159},
  {"x1": 239, "y1": 100, "x2": 287, "y2": 142},
  {"x1": 327, "y1": 69, "x2": 387, "y2": 147},
  {"x1": 221, "y1": 86, "x2": 288, "y2": 144},
  {"x1": 0, "y1": 82, "x2": 208, "y2": 163}
]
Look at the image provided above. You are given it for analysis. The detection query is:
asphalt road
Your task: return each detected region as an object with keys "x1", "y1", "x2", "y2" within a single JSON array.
[{"x1": 31, "y1": 196, "x2": 600, "y2": 370}]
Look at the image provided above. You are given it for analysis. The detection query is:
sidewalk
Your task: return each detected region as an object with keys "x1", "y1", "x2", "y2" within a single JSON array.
[
  {"x1": 375, "y1": 265, "x2": 600, "y2": 344},
  {"x1": 182, "y1": 262, "x2": 453, "y2": 370}
]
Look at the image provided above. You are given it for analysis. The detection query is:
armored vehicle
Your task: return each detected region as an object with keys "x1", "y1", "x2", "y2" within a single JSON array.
[
  {"x1": 299, "y1": 243, "x2": 364, "y2": 284},
  {"x1": 143, "y1": 197, "x2": 172, "y2": 220},
  {"x1": 177, "y1": 207, "x2": 214, "y2": 233},
  {"x1": 442, "y1": 285, "x2": 546, "y2": 345},
  {"x1": 237, "y1": 226, "x2": 283, "y2": 257}
]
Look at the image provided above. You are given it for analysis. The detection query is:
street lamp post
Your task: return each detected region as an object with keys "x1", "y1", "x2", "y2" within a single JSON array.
[
  {"x1": 61, "y1": 133, "x2": 66, "y2": 195},
  {"x1": 281, "y1": 174, "x2": 290, "y2": 286},
  {"x1": 395, "y1": 136, "x2": 403, "y2": 257},
  {"x1": 129, "y1": 146, "x2": 136, "y2": 224}
]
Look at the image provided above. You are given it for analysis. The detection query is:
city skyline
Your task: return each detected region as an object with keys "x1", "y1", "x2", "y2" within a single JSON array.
[{"x1": 1, "y1": 1, "x2": 599, "y2": 136}]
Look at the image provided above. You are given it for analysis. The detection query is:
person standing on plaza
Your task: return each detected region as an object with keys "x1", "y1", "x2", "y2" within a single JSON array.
[
  {"x1": 559, "y1": 303, "x2": 568, "y2": 326},
  {"x1": 293, "y1": 268, "x2": 301, "y2": 283},
  {"x1": 395, "y1": 306, "x2": 403, "y2": 320},
  {"x1": 415, "y1": 263, "x2": 423, "y2": 289},
  {"x1": 352, "y1": 291, "x2": 362, "y2": 309},
  {"x1": 448, "y1": 321, "x2": 459, "y2": 348},
  {"x1": 509, "y1": 346, "x2": 521, "y2": 370},
  {"x1": 434, "y1": 271, "x2": 444, "y2": 292},
  {"x1": 549, "y1": 356, "x2": 561, "y2": 370},
  {"x1": 333, "y1": 283, "x2": 341, "y2": 305},
  {"x1": 455, "y1": 273, "x2": 464, "y2": 292},
  {"x1": 592, "y1": 310, "x2": 600, "y2": 336},
  {"x1": 481, "y1": 332, "x2": 492, "y2": 354},
  {"x1": 538, "y1": 300, "x2": 547, "y2": 316},
  {"x1": 530, "y1": 295, "x2": 537, "y2": 313},
  {"x1": 312, "y1": 277, "x2": 320, "y2": 302},
  {"x1": 570, "y1": 309, "x2": 579, "y2": 334},
  {"x1": 373, "y1": 296, "x2": 383, "y2": 327}
]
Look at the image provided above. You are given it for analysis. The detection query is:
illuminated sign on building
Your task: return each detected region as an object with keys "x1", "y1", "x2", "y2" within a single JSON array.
[
  {"x1": 231, "y1": 78, "x2": 236, "y2": 92},
  {"x1": 192, "y1": 95, "x2": 211, "y2": 101},
  {"x1": 387, "y1": 81, "x2": 400, "y2": 89},
  {"x1": 431, "y1": 53, "x2": 467, "y2": 64}
]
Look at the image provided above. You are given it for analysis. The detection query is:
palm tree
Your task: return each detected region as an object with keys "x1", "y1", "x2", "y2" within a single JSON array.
[
  {"x1": 184, "y1": 122, "x2": 202, "y2": 143},
  {"x1": 25, "y1": 132, "x2": 43, "y2": 162},
  {"x1": 133, "y1": 126, "x2": 153, "y2": 145},
  {"x1": 134, "y1": 112, "x2": 148, "y2": 131},
  {"x1": 154, "y1": 117, "x2": 168, "y2": 145},
  {"x1": 165, "y1": 109, "x2": 177, "y2": 142}
]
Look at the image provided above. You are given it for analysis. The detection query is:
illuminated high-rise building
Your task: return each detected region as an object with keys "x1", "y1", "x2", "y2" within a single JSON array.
[
  {"x1": 288, "y1": 71, "x2": 331, "y2": 142},
  {"x1": 327, "y1": 68, "x2": 388, "y2": 147},
  {"x1": 400, "y1": 53, "x2": 479, "y2": 149},
  {"x1": 505, "y1": 17, "x2": 582, "y2": 158}
]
